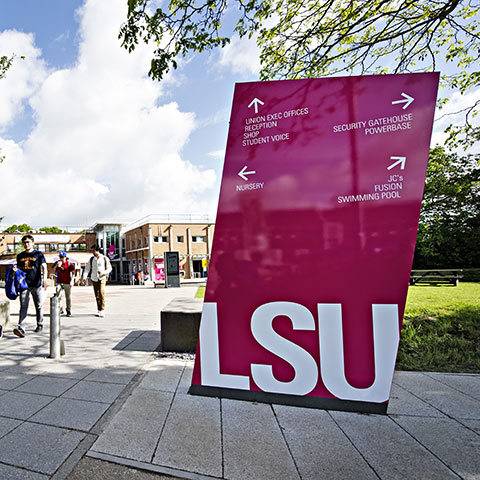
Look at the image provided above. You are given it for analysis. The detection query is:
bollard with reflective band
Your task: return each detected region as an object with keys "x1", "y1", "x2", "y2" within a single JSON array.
[{"x1": 49, "y1": 295, "x2": 62, "y2": 359}]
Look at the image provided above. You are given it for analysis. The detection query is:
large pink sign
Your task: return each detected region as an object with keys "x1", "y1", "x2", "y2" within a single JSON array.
[{"x1": 190, "y1": 73, "x2": 439, "y2": 413}]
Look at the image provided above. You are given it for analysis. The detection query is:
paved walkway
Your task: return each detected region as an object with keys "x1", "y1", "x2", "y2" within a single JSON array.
[{"x1": 0, "y1": 285, "x2": 479, "y2": 479}]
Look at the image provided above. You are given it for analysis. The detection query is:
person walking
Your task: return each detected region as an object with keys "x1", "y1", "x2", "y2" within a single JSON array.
[
  {"x1": 13, "y1": 234, "x2": 47, "y2": 338},
  {"x1": 83, "y1": 244, "x2": 112, "y2": 317},
  {"x1": 54, "y1": 251, "x2": 75, "y2": 317}
]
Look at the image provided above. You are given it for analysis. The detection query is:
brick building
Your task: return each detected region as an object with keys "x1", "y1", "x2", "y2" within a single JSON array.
[{"x1": 124, "y1": 215, "x2": 215, "y2": 282}]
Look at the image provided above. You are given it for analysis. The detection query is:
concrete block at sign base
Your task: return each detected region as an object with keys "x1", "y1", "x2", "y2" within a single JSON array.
[
  {"x1": 160, "y1": 298, "x2": 203, "y2": 352},
  {"x1": 0, "y1": 300, "x2": 10, "y2": 335}
]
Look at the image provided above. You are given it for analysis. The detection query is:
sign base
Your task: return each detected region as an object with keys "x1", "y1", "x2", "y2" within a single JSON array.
[{"x1": 189, "y1": 385, "x2": 388, "y2": 415}]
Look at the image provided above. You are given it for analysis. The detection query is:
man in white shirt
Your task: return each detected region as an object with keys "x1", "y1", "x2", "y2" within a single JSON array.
[{"x1": 83, "y1": 245, "x2": 112, "y2": 317}]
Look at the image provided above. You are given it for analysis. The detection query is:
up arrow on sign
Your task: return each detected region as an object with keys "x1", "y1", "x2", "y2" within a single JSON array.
[{"x1": 248, "y1": 98, "x2": 264, "y2": 114}]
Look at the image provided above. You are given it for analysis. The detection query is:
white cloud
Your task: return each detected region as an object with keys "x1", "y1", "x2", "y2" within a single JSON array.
[
  {"x1": 0, "y1": 30, "x2": 48, "y2": 129},
  {"x1": 218, "y1": 33, "x2": 261, "y2": 76},
  {"x1": 0, "y1": 0, "x2": 216, "y2": 227},
  {"x1": 206, "y1": 149, "x2": 225, "y2": 159}
]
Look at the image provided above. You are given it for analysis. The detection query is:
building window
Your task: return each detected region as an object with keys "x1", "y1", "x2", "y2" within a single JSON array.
[
  {"x1": 192, "y1": 236, "x2": 206, "y2": 243},
  {"x1": 176, "y1": 235, "x2": 184, "y2": 243},
  {"x1": 7, "y1": 244, "x2": 15, "y2": 253},
  {"x1": 38, "y1": 244, "x2": 46, "y2": 252},
  {"x1": 154, "y1": 236, "x2": 168, "y2": 243}
]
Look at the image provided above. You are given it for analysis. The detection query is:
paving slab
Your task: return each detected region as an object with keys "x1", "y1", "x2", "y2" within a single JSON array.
[
  {"x1": 61, "y1": 379, "x2": 125, "y2": 403},
  {"x1": 426, "y1": 373, "x2": 480, "y2": 400},
  {"x1": 14, "y1": 376, "x2": 78, "y2": 397},
  {"x1": 458, "y1": 418, "x2": 480, "y2": 435},
  {"x1": 0, "y1": 372, "x2": 35, "y2": 390},
  {"x1": 0, "y1": 422, "x2": 85, "y2": 475},
  {"x1": 274, "y1": 404, "x2": 377, "y2": 480},
  {"x1": 91, "y1": 388, "x2": 173, "y2": 463},
  {"x1": 394, "y1": 415, "x2": 480, "y2": 480},
  {"x1": 222, "y1": 398, "x2": 300, "y2": 480},
  {"x1": 387, "y1": 383, "x2": 446, "y2": 417},
  {"x1": 177, "y1": 363, "x2": 194, "y2": 395},
  {"x1": 30, "y1": 397, "x2": 110, "y2": 432},
  {"x1": 83, "y1": 367, "x2": 138, "y2": 385},
  {"x1": 394, "y1": 372, "x2": 480, "y2": 420},
  {"x1": 331, "y1": 411, "x2": 459, "y2": 479},
  {"x1": 0, "y1": 416, "x2": 22, "y2": 437},
  {"x1": 139, "y1": 359, "x2": 186, "y2": 392},
  {"x1": 0, "y1": 463, "x2": 49, "y2": 480},
  {"x1": 153, "y1": 392, "x2": 222, "y2": 477},
  {"x1": 0, "y1": 391, "x2": 54, "y2": 420}
]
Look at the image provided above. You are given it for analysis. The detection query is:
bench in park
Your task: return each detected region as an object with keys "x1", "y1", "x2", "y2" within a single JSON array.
[
  {"x1": 410, "y1": 269, "x2": 463, "y2": 286},
  {"x1": 160, "y1": 297, "x2": 202, "y2": 352}
]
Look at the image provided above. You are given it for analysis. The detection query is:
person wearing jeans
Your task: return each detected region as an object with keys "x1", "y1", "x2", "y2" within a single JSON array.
[
  {"x1": 55, "y1": 251, "x2": 75, "y2": 316},
  {"x1": 83, "y1": 245, "x2": 112, "y2": 317},
  {"x1": 13, "y1": 235, "x2": 47, "y2": 337}
]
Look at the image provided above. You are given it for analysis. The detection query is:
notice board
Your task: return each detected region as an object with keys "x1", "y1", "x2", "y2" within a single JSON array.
[{"x1": 190, "y1": 73, "x2": 439, "y2": 413}]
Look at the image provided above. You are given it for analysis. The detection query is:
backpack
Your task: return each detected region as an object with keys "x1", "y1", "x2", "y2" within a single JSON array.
[{"x1": 5, "y1": 265, "x2": 28, "y2": 300}]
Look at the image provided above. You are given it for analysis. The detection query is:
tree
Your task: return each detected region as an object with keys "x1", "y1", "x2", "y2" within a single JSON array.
[
  {"x1": 120, "y1": 0, "x2": 479, "y2": 148},
  {"x1": 39, "y1": 226, "x2": 66, "y2": 234},
  {"x1": 3, "y1": 224, "x2": 34, "y2": 234},
  {"x1": 413, "y1": 146, "x2": 480, "y2": 268}
]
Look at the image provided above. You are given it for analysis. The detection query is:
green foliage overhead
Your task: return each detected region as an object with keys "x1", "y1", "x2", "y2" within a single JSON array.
[
  {"x1": 2, "y1": 224, "x2": 34, "y2": 233},
  {"x1": 121, "y1": 0, "x2": 480, "y2": 147},
  {"x1": 0, "y1": 55, "x2": 15, "y2": 80},
  {"x1": 413, "y1": 146, "x2": 480, "y2": 268}
]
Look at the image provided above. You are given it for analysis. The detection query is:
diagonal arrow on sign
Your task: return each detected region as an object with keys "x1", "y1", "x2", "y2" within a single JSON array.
[
  {"x1": 248, "y1": 98, "x2": 264, "y2": 114},
  {"x1": 238, "y1": 165, "x2": 256, "y2": 181},
  {"x1": 387, "y1": 156, "x2": 406, "y2": 170},
  {"x1": 391, "y1": 93, "x2": 414, "y2": 109}
]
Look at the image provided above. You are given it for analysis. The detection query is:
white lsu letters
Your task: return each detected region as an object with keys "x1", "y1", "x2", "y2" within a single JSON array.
[{"x1": 199, "y1": 301, "x2": 400, "y2": 403}]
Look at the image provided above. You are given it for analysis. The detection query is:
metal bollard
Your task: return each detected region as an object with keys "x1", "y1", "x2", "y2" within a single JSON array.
[{"x1": 49, "y1": 294, "x2": 63, "y2": 359}]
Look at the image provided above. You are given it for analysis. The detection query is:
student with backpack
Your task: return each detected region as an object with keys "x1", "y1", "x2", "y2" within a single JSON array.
[
  {"x1": 83, "y1": 244, "x2": 112, "y2": 317},
  {"x1": 12, "y1": 234, "x2": 47, "y2": 338}
]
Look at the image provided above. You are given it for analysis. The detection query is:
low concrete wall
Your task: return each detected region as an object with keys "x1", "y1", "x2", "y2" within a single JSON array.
[{"x1": 160, "y1": 297, "x2": 202, "y2": 352}]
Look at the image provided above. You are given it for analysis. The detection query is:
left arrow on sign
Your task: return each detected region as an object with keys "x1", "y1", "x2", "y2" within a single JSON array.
[
  {"x1": 248, "y1": 98, "x2": 264, "y2": 114},
  {"x1": 238, "y1": 165, "x2": 256, "y2": 181},
  {"x1": 388, "y1": 156, "x2": 406, "y2": 170}
]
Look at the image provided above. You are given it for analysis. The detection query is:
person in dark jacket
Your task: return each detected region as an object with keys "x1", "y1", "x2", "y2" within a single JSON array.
[{"x1": 13, "y1": 234, "x2": 47, "y2": 337}]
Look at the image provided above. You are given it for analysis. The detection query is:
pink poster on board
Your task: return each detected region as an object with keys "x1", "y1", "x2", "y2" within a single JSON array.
[
  {"x1": 154, "y1": 258, "x2": 165, "y2": 281},
  {"x1": 190, "y1": 73, "x2": 439, "y2": 413}
]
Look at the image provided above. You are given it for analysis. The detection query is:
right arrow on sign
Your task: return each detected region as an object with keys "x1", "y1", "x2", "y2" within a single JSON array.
[
  {"x1": 391, "y1": 93, "x2": 414, "y2": 109},
  {"x1": 388, "y1": 156, "x2": 406, "y2": 170},
  {"x1": 238, "y1": 165, "x2": 256, "y2": 181}
]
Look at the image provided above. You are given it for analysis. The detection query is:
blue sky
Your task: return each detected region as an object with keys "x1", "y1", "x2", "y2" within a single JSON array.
[
  {"x1": 0, "y1": 0, "x2": 260, "y2": 227},
  {"x1": 0, "y1": 0, "x2": 478, "y2": 228}
]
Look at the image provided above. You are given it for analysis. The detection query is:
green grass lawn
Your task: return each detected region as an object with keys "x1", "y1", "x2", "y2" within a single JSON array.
[
  {"x1": 195, "y1": 286, "x2": 206, "y2": 298},
  {"x1": 397, "y1": 282, "x2": 480, "y2": 373}
]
